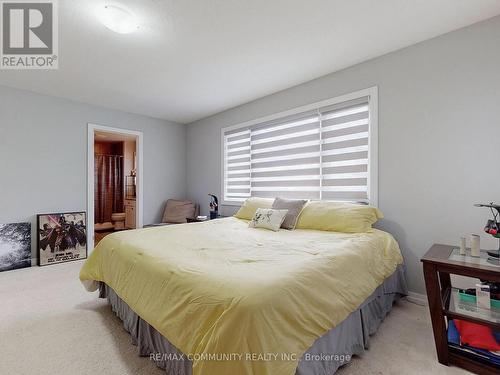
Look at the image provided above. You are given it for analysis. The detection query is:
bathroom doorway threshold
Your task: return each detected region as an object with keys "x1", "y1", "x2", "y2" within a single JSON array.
[{"x1": 87, "y1": 123, "x2": 144, "y2": 252}]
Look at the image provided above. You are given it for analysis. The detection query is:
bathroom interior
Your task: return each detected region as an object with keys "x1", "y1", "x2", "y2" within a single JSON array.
[{"x1": 94, "y1": 131, "x2": 137, "y2": 244}]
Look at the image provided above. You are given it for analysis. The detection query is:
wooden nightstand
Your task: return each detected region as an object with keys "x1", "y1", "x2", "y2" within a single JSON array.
[{"x1": 421, "y1": 244, "x2": 500, "y2": 374}]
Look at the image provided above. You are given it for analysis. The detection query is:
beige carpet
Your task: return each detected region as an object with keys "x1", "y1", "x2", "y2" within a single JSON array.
[{"x1": 0, "y1": 261, "x2": 470, "y2": 375}]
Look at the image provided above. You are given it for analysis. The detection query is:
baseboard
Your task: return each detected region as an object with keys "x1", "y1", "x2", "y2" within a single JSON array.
[{"x1": 405, "y1": 291, "x2": 428, "y2": 306}]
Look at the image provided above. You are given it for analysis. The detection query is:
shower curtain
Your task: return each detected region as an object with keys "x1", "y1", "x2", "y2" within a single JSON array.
[{"x1": 94, "y1": 155, "x2": 124, "y2": 224}]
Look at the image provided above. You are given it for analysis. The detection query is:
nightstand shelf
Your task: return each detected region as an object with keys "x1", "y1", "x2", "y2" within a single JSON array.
[
  {"x1": 421, "y1": 244, "x2": 500, "y2": 375},
  {"x1": 448, "y1": 346, "x2": 500, "y2": 375},
  {"x1": 442, "y1": 287, "x2": 500, "y2": 329}
]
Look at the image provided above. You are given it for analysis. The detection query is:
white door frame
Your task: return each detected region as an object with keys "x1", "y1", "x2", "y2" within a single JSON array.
[{"x1": 87, "y1": 123, "x2": 144, "y2": 251}]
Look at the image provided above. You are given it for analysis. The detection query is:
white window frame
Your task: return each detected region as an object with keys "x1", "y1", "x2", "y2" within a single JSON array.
[{"x1": 220, "y1": 86, "x2": 378, "y2": 207}]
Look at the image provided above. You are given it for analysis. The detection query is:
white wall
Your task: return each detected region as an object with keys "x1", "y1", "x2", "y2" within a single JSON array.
[
  {"x1": 0, "y1": 85, "x2": 187, "y2": 263},
  {"x1": 186, "y1": 16, "x2": 500, "y2": 294}
]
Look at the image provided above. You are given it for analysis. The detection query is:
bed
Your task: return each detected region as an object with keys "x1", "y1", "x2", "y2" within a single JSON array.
[{"x1": 80, "y1": 216, "x2": 406, "y2": 375}]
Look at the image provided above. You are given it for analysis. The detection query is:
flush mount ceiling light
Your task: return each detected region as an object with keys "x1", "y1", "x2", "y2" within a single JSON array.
[{"x1": 97, "y1": 4, "x2": 139, "y2": 34}]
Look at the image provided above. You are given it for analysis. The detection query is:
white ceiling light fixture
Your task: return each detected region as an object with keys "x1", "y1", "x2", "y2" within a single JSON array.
[{"x1": 97, "y1": 4, "x2": 139, "y2": 34}]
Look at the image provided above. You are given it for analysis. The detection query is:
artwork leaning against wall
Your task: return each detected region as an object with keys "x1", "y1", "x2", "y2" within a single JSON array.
[
  {"x1": 37, "y1": 212, "x2": 87, "y2": 267},
  {"x1": 0, "y1": 222, "x2": 32, "y2": 272}
]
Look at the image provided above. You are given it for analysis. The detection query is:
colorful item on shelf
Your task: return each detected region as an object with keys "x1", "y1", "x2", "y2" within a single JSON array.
[
  {"x1": 454, "y1": 320, "x2": 500, "y2": 351},
  {"x1": 448, "y1": 320, "x2": 461, "y2": 344},
  {"x1": 493, "y1": 330, "x2": 500, "y2": 344},
  {"x1": 458, "y1": 288, "x2": 500, "y2": 309}
]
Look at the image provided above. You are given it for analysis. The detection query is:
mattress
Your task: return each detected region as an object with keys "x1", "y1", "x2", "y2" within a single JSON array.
[
  {"x1": 99, "y1": 264, "x2": 407, "y2": 375},
  {"x1": 80, "y1": 217, "x2": 404, "y2": 375}
]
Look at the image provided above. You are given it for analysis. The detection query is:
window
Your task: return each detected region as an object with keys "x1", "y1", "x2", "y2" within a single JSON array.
[{"x1": 222, "y1": 87, "x2": 377, "y2": 206}]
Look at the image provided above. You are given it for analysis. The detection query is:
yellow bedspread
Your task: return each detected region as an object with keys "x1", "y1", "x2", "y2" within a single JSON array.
[{"x1": 80, "y1": 217, "x2": 403, "y2": 375}]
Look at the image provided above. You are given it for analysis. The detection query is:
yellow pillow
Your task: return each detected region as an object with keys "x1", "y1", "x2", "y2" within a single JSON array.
[
  {"x1": 234, "y1": 197, "x2": 274, "y2": 220},
  {"x1": 295, "y1": 201, "x2": 383, "y2": 233}
]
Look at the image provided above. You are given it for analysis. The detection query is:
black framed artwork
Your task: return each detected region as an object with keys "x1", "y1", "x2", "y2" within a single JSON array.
[
  {"x1": 37, "y1": 212, "x2": 87, "y2": 266},
  {"x1": 0, "y1": 222, "x2": 31, "y2": 272}
]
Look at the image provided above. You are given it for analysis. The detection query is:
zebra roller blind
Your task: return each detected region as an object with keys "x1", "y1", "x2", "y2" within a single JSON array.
[{"x1": 223, "y1": 93, "x2": 374, "y2": 204}]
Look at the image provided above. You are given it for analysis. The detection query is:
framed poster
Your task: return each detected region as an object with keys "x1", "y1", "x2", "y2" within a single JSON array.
[
  {"x1": 37, "y1": 212, "x2": 87, "y2": 266},
  {"x1": 0, "y1": 222, "x2": 31, "y2": 272}
]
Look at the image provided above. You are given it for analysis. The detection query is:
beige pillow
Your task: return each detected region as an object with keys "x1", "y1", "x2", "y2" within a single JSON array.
[
  {"x1": 295, "y1": 201, "x2": 383, "y2": 233},
  {"x1": 249, "y1": 208, "x2": 289, "y2": 231},
  {"x1": 271, "y1": 197, "x2": 308, "y2": 229},
  {"x1": 163, "y1": 199, "x2": 196, "y2": 223},
  {"x1": 234, "y1": 197, "x2": 274, "y2": 220}
]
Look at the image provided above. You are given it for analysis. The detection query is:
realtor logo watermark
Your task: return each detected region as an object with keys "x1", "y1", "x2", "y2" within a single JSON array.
[{"x1": 1, "y1": 0, "x2": 58, "y2": 69}]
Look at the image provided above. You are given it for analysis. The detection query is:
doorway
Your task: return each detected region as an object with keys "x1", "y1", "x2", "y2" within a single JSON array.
[{"x1": 87, "y1": 124, "x2": 143, "y2": 251}]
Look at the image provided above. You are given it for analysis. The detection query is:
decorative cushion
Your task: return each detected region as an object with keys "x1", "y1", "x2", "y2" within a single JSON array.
[
  {"x1": 234, "y1": 197, "x2": 274, "y2": 220},
  {"x1": 163, "y1": 199, "x2": 197, "y2": 223},
  {"x1": 249, "y1": 208, "x2": 289, "y2": 231},
  {"x1": 295, "y1": 201, "x2": 383, "y2": 233},
  {"x1": 271, "y1": 197, "x2": 308, "y2": 230}
]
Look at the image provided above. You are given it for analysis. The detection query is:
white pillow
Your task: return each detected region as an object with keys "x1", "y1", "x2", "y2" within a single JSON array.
[{"x1": 249, "y1": 208, "x2": 288, "y2": 231}]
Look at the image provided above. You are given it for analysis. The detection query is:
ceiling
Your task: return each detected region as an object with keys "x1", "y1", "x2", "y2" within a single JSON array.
[{"x1": 1, "y1": 0, "x2": 500, "y2": 124}]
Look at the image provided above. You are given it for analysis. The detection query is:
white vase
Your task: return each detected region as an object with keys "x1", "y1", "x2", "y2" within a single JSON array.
[{"x1": 470, "y1": 234, "x2": 480, "y2": 257}]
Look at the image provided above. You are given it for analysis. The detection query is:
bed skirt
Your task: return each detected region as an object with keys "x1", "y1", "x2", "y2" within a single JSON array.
[{"x1": 99, "y1": 265, "x2": 407, "y2": 375}]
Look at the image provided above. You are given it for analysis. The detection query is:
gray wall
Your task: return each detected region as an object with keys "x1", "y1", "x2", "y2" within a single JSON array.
[
  {"x1": 186, "y1": 16, "x2": 500, "y2": 294},
  {"x1": 0, "y1": 85, "x2": 187, "y2": 262}
]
